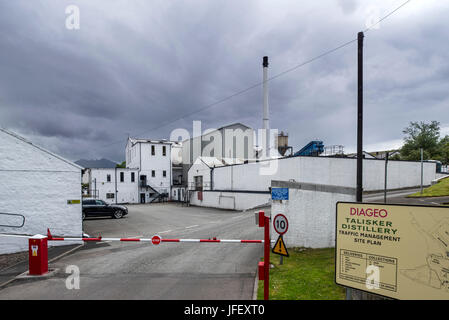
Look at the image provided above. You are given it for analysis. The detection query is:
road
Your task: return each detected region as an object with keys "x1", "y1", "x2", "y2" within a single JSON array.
[
  {"x1": 364, "y1": 188, "x2": 449, "y2": 205},
  {"x1": 0, "y1": 203, "x2": 265, "y2": 300}
]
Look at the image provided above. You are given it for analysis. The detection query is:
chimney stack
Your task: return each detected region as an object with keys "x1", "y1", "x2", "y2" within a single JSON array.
[{"x1": 262, "y1": 56, "x2": 270, "y2": 157}]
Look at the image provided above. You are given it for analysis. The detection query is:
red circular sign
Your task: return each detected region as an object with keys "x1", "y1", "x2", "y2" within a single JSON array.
[
  {"x1": 273, "y1": 214, "x2": 289, "y2": 235},
  {"x1": 152, "y1": 235, "x2": 161, "y2": 245}
]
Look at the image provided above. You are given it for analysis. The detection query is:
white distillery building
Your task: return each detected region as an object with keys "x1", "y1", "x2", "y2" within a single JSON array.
[
  {"x1": 0, "y1": 128, "x2": 83, "y2": 254},
  {"x1": 126, "y1": 138, "x2": 172, "y2": 203},
  {"x1": 84, "y1": 168, "x2": 139, "y2": 204},
  {"x1": 181, "y1": 123, "x2": 256, "y2": 187},
  {"x1": 171, "y1": 141, "x2": 187, "y2": 202}
]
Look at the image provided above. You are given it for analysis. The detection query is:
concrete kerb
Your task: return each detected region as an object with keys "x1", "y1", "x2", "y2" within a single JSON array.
[
  {"x1": 14, "y1": 268, "x2": 60, "y2": 282},
  {"x1": 0, "y1": 243, "x2": 84, "y2": 289},
  {"x1": 252, "y1": 265, "x2": 259, "y2": 300}
]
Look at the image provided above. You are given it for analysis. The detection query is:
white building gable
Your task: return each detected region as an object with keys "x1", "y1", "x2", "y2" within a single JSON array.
[{"x1": 0, "y1": 128, "x2": 82, "y2": 254}]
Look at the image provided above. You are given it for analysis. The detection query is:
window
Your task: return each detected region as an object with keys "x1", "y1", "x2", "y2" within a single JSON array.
[
  {"x1": 162, "y1": 146, "x2": 166, "y2": 156},
  {"x1": 152, "y1": 170, "x2": 156, "y2": 177},
  {"x1": 106, "y1": 193, "x2": 115, "y2": 199},
  {"x1": 120, "y1": 172, "x2": 124, "y2": 182},
  {"x1": 163, "y1": 170, "x2": 166, "y2": 177},
  {"x1": 131, "y1": 172, "x2": 135, "y2": 182},
  {"x1": 151, "y1": 145, "x2": 155, "y2": 156},
  {"x1": 107, "y1": 174, "x2": 111, "y2": 182}
]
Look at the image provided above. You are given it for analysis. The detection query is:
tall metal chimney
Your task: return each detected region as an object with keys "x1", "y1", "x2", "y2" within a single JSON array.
[{"x1": 262, "y1": 56, "x2": 270, "y2": 157}]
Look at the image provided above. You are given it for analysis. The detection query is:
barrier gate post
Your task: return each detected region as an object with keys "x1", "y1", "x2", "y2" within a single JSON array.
[
  {"x1": 28, "y1": 234, "x2": 48, "y2": 275},
  {"x1": 264, "y1": 212, "x2": 270, "y2": 300},
  {"x1": 257, "y1": 210, "x2": 270, "y2": 300}
]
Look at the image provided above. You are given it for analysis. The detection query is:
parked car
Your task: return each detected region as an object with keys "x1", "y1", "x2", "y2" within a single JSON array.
[{"x1": 82, "y1": 199, "x2": 128, "y2": 220}]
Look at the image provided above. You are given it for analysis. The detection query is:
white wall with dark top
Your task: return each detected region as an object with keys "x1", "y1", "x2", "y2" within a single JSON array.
[
  {"x1": 271, "y1": 180, "x2": 356, "y2": 248},
  {"x1": 212, "y1": 156, "x2": 436, "y2": 192},
  {"x1": 188, "y1": 155, "x2": 436, "y2": 211}
]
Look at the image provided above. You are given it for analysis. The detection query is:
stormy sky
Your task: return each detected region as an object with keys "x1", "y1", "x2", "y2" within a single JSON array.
[{"x1": 1, "y1": 0, "x2": 448, "y2": 162}]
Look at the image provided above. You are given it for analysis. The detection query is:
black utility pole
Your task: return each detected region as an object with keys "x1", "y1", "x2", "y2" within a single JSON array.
[
  {"x1": 356, "y1": 31, "x2": 364, "y2": 202},
  {"x1": 384, "y1": 152, "x2": 389, "y2": 203}
]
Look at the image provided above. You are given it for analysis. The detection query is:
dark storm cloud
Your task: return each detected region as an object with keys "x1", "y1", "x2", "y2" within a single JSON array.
[{"x1": 0, "y1": 0, "x2": 448, "y2": 161}]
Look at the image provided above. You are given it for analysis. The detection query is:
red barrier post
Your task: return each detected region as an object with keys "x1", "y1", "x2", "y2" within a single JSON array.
[
  {"x1": 263, "y1": 212, "x2": 270, "y2": 300},
  {"x1": 28, "y1": 235, "x2": 48, "y2": 275}
]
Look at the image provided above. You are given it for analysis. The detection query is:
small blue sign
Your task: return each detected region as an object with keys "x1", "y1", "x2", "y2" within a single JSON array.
[{"x1": 271, "y1": 188, "x2": 289, "y2": 200}]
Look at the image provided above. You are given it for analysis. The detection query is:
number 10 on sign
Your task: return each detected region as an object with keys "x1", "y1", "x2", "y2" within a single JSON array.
[{"x1": 273, "y1": 214, "x2": 288, "y2": 235}]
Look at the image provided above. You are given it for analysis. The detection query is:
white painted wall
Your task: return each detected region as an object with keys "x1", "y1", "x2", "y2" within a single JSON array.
[
  {"x1": 190, "y1": 191, "x2": 270, "y2": 211},
  {"x1": 126, "y1": 139, "x2": 172, "y2": 196},
  {"x1": 271, "y1": 182, "x2": 356, "y2": 248},
  {"x1": 188, "y1": 155, "x2": 436, "y2": 211},
  {"x1": 0, "y1": 129, "x2": 83, "y2": 254},
  {"x1": 212, "y1": 157, "x2": 436, "y2": 192},
  {"x1": 171, "y1": 187, "x2": 187, "y2": 202},
  {"x1": 89, "y1": 168, "x2": 139, "y2": 204},
  {"x1": 139, "y1": 143, "x2": 172, "y2": 194},
  {"x1": 188, "y1": 158, "x2": 213, "y2": 190}
]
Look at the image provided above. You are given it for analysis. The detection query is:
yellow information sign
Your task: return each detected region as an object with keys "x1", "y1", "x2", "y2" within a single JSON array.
[
  {"x1": 272, "y1": 235, "x2": 289, "y2": 257},
  {"x1": 335, "y1": 202, "x2": 449, "y2": 300}
]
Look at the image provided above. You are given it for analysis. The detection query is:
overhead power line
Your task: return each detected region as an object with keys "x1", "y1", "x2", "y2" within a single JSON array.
[{"x1": 99, "y1": 0, "x2": 412, "y2": 150}]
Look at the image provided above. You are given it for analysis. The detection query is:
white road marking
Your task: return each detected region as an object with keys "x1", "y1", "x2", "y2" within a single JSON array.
[
  {"x1": 185, "y1": 225, "x2": 199, "y2": 229},
  {"x1": 158, "y1": 230, "x2": 172, "y2": 234}
]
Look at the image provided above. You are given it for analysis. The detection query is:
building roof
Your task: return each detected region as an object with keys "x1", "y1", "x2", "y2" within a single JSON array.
[
  {"x1": 88, "y1": 167, "x2": 139, "y2": 171},
  {"x1": 194, "y1": 156, "x2": 245, "y2": 168},
  {"x1": 182, "y1": 122, "x2": 253, "y2": 143},
  {"x1": 128, "y1": 137, "x2": 173, "y2": 146},
  {"x1": 0, "y1": 127, "x2": 83, "y2": 170}
]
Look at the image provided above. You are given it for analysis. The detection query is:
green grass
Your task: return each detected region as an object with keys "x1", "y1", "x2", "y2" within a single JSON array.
[
  {"x1": 407, "y1": 176, "x2": 449, "y2": 197},
  {"x1": 257, "y1": 247, "x2": 345, "y2": 300}
]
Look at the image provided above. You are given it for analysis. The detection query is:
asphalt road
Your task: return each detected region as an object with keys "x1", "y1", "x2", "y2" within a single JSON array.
[
  {"x1": 364, "y1": 188, "x2": 449, "y2": 206},
  {"x1": 0, "y1": 203, "x2": 265, "y2": 300}
]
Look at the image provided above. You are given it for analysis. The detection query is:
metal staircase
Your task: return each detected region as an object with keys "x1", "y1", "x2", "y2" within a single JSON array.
[{"x1": 140, "y1": 179, "x2": 168, "y2": 203}]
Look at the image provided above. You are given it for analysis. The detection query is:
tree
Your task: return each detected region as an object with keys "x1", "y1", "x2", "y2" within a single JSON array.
[
  {"x1": 116, "y1": 161, "x2": 126, "y2": 168},
  {"x1": 439, "y1": 135, "x2": 449, "y2": 165},
  {"x1": 400, "y1": 121, "x2": 441, "y2": 161}
]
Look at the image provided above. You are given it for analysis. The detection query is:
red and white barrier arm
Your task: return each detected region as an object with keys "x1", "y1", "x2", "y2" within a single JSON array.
[
  {"x1": 47, "y1": 237, "x2": 271, "y2": 243},
  {"x1": 46, "y1": 229, "x2": 273, "y2": 244}
]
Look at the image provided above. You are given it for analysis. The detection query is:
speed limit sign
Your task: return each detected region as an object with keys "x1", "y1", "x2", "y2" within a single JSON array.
[{"x1": 273, "y1": 214, "x2": 288, "y2": 235}]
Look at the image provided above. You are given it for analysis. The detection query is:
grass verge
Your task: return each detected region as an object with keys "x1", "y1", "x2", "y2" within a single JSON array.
[
  {"x1": 257, "y1": 247, "x2": 345, "y2": 300},
  {"x1": 407, "y1": 176, "x2": 449, "y2": 197}
]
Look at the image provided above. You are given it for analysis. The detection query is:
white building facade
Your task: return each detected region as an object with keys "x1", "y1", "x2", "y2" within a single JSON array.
[
  {"x1": 126, "y1": 138, "x2": 172, "y2": 203},
  {"x1": 0, "y1": 128, "x2": 83, "y2": 254},
  {"x1": 86, "y1": 168, "x2": 139, "y2": 204},
  {"x1": 181, "y1": 123, "x2": 256, "y2": 187}
]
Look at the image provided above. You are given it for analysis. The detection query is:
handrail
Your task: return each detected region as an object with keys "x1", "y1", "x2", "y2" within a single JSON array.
[{"x1": 0, "y1": 212, "x2": 25, "y2": 228}]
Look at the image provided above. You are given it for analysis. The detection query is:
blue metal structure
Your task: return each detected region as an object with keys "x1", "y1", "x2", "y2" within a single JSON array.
[{"x1": 294, "y1": 141, "x2": 324, "y2": 157}]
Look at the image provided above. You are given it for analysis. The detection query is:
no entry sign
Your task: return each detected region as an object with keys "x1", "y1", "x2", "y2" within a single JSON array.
[
  {"x1": 273, "y1": 214, "x2": 288, "y2": 235},
  {"x1": 152, "y1": 235, "x2": 161, "y2": 245}
]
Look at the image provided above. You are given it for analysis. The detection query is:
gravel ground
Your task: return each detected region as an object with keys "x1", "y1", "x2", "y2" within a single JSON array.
[{"x1": 0, "y1": 251, "x2": 28, "y2": 272}]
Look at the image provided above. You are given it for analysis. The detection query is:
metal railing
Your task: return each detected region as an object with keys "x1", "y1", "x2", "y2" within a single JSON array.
[{"x1": 0, "y1": 212, "x2": 25, "y2": 228}]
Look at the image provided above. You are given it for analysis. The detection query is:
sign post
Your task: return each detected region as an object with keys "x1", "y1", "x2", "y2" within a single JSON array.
[{"x1": 336, "y1": 202, "x2": 449, "y2": 300}]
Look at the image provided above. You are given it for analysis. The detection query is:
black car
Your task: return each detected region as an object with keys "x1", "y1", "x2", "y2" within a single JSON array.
[{"x1": 82, "y1": 199, "x2": 128, "y2": 220}]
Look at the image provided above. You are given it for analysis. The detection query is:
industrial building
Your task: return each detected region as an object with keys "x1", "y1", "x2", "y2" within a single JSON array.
[
  {"x1": 83, "y1": 167, "x2": 140, "y2": 204},
  {"x1": 180, "y1": 122, "x2": 256, "y2": 188},
  {"x1": 125, "y1": 137, "x2": 173, "y2": 203}
]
